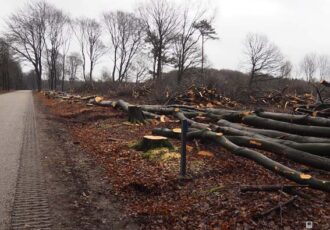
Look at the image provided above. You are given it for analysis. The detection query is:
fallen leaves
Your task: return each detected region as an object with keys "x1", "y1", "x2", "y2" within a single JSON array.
[{"x1": 36, "y1": 92, "x2": 330, "y2": 229}]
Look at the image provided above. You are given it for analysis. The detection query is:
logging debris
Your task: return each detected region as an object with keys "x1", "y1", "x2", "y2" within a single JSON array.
[
  {"x1": 39, "y1": 91, "x2": 330, "y2": 228},
  {"x1": 43, "y1": 90, "x2": 330, "y2": 193}
]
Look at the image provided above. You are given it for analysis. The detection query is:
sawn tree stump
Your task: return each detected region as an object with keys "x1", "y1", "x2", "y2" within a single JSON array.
[
  {"x1": 135, "y1": 135, "x2": 174, "y2": 152},
  {"x1": 128, "y1": 106, "x2": 145, "y2": 124}
]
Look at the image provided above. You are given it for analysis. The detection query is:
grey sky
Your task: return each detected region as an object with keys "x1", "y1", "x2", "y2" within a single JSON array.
[{"x1": 1, "y1": 0, "x2": 330, "y2": 75}]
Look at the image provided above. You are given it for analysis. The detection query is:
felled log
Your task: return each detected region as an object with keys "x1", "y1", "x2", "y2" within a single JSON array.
[
  {"x1": 256, "y1": 111, "x2": 330, "y2": 127},
  {"x1": 154, "y1": 127, "x2": 330, "y2": 192},
  {"x1": 134, "y1": 135, "x2": 174, "y2": 152},
  {"x1": 128, "y1": 106, "x2": 145, "y2": 124},
  {"x1": 240, "y1": 184, "x2": 308, "y2": 192},
  {"x1": 295, "y1": 107, "x2": 330, "y2": 118},
  {"x1": 215, "y1": 121, "x2": 330, "y2": 157},
  {"x1": 225, "y1": 136, "x2": 330, "y2": 171},
  {"x1": 242, "y1": 115, "x2": 330, "y2": 137},
  {"x1": 152, "y1": 128, "x2": 182, "y2": 139},
  {"x1": 217, "y1": 119, "x2": 330, "y2": 143}
]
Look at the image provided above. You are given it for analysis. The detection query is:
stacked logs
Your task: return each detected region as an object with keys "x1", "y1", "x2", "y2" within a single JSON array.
[{"x1": 46, "y1": 91, "x2": 330, "y2": 193}]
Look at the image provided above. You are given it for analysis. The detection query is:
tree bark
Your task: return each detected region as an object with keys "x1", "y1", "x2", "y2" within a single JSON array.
[
  {"x1": 242, "y1": 115, "x2": 330, "y2": 137},
  {"x1": 225, "y1": 135, "x2": 330, "y2": 171},
  {"x1": 155, "y1": 127, "x2": 330, "y2": 192},
  {"x1": 128, "y1": 106, "x2": 145, "y2": 124},
  {"x1": 134, "y1": 135, "x2": 174, "y2": 152},
  {"x1": 217, "y1": 119, "x2": 330, "y2": 143},
  {"x1": 257, "y1": 111, "x2": 330, "y2": 127}
]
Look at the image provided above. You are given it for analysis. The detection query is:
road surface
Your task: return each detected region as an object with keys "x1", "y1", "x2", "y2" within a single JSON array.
[{"x1": 0, "y1": 91, "x2": 51, "y2": 229}]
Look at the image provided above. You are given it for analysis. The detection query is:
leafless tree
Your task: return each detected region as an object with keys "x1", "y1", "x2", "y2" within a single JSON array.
[
  {"x1": 103, "y1": 11, "x2": 145, "y2": 82},
  {"x1": 73, "y1": 18, "x2": 106, "y2": 83},
  {"x1": 318, "y1": 55, "x2": 330, "y2": 81},
  {"x1": 44, "y1": 5, "x2": 69, "y2": 90},
  {"x1": 194, "y1": 19, "x2": 218, "y2": 76},
  {"x1": 6, "y1": 1, "x2": 48, "y2": 91},
  {"x1": 60, "y1": 21, "x2": 72, "y2": 91},
  {"x1": 139, "y1": 0, "x2": 179, "y2": 80},
  {"x1": 66, "y1": 52, "x2": 82, "y2": 83},
  {"x1": 130, "y1": 56, "x2": 150, "y2": 84},
  {"x1": 172, "y1": 2, "x2": 211, "y2": 83},
  {"x1": 243, "y1": 33, "x2": 284, "y2": 87},
  {"x1": 0, "y1": 38, "x2": 24, "y2": 90},
  {"x1": 300, "y1": 53, "x2": 317, "y2": 82},
  {"x1": 279, "y1": 60, "x2": 293, "y2": 78}
]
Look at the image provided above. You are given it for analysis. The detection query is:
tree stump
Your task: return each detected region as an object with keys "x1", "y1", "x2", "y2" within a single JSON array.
[
  {"x1": 128, "y1": 106, "x2": 145, "y2": 124},
  {"x1": 135, "y1": 135, "x2": 174, "y2": 152}
]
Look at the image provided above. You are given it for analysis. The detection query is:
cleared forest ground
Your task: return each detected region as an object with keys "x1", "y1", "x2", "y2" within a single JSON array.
[{"x1": 36, "y1": 92, "x2": 330, "y2": 229}]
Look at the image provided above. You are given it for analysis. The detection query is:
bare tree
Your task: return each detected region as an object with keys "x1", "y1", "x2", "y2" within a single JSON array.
[
  {"x1": 193, "y1": 19, "x2": 218, "y2": 76},
  {"x1": 0, "y1": 38, "x2": 24, "y2": 90},
  {"x1": 73, "y1": 18, "x2": 105, "y2": 83},
  {"x1": 66, "y1": 52, "x2": 82, "y2": 83},
  {"x1": 318, "y1": 55, "x2": 330, "y2": 81},
  {"x1": 279, "y1": 60, "x2": 293, "y2": 78},
  {"x1": 243, "y1": 33, "x2": 284, "y2": 87},
  {"x1": 6, "y1": 1, "x2": 48, "y2": 91},
  {"x1": 44, "y1": 5, "x2": 69, "y2": 90},
  {"x1": 300, "y1": 53, "x2": 317, "y2": 82},
  {"x1": 103, "y1": 11, "x2": 145, "y2": 82},
  {"x1": 172, "y1": 2, "x2": 211, "y2": 83},
  {"x1": 139, "y1": 0, "x2": 178, "y2": 80}
]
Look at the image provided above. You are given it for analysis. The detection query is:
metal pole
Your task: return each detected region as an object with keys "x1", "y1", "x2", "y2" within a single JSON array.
[{"x1": 180, "y1": 119, "x2": 188, "y2": 177}]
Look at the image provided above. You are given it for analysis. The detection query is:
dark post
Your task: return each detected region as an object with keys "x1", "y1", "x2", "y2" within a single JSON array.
[{"x1": 180, "y1": 119, "x2": 188, "y2": 177}]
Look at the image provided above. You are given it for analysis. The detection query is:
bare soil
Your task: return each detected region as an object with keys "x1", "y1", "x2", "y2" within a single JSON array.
[{"x1": 34, "y1": 94, "x2": 138, "y2": 230}]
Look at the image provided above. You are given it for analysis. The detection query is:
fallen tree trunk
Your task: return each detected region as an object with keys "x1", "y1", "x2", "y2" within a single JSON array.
[
  {"x1": 217, "y1": 119, "x2": 330, "y2": 143},
  {"x1": 242, "y1": 115, "x2": 330, "y2": 137},
  {"x1": 155, "y1": 126, "x2": 330, "y2": 192},
  {"x1": 153, "y1": 115, "x2": 330, "y2": 193},
  {"x1": 214, "y1": 122, "x2": 330, "y2": 157},
  {"x1": 295, "y1": 108, "x2": 330, "y2": 118},
  {"x1": 256, "y1": 111, "x2": 330, "y2": 127},
  {"x1": 225, "y1": 135, "x2": 330, "y2": 171}
]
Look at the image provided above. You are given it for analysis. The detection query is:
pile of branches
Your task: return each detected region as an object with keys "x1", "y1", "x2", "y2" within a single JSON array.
[
  {"x1": 168, "y1": 85, "x2": 240, "y2": 108},
  {"x1": 45, "y1": 91, "x2": 330, "y2": 193},
  {"x1": 246, "y1": 88, "x2": 315, "y2": 109},
  {"x1": 294, "y1": 80, "x2": 330, "y2": 118}
]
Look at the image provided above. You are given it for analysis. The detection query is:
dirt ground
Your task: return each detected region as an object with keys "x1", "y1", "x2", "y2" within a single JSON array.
[
  {"x1": 35, "y1": 93, "x2": 330, "y2": 230},
  {"x1": 34, "y1": 95, "x2": 138, "y2": 229}
]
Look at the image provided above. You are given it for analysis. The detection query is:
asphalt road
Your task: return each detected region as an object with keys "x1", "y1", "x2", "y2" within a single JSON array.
[{"x1": 0, "y1": 91, "x2": 31, "y2": 229}]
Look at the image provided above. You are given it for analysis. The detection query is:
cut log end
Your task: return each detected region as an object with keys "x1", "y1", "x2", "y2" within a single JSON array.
[{"x1": 135, "y1": 135, "x2": 174, "y2": 152}]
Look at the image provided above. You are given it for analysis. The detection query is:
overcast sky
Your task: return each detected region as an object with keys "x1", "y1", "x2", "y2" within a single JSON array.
[{"x1": 1, "y1": 0, "x2": 330, "y2": 76}]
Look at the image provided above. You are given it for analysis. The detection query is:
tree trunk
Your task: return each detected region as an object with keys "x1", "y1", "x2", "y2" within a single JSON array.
[
  {"x1": 225, "y1": 135, "x2": 330, "y2": 171},
  {"x1": 134, "y1": 135, "x2": 174, "y2": 152},
  {"x1": 154, "y1": 127, "x2": 330, "y2": 192},
  {"x1": 242, "y1": 115, "x2": 330, "y2": 137},
  {"x1": 257, "y1": 111, "x2": 330, "y2": 127},
  {"x1": 214, "y1": 121, "x2": 330, "y2": 157},
  {"x1": 217, "y1": 119, "x2": 330, "y2": 143},
  {"x1": 128, "y1": 106, "x2": 145, "y2": 124}
]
